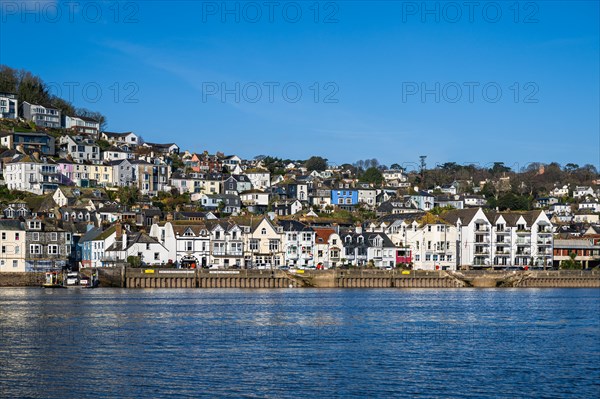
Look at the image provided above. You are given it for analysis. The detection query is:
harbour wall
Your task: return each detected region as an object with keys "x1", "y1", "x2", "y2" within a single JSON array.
[
  {"x1": 2, "y1": 269, "x2": 599, "y2": 289},
  {"x1": 119, "y1": 268, "x2": 600, "y2": 289}
]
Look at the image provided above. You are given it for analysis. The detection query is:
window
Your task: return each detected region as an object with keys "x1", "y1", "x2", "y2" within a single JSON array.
[
  {"x1": 249, "y1": 239, "x2": 259, "y2": 251},
  {"x1": 154, "y1": 252, "x2": 160, "y2": 260},
  {"x1": 269, "y1": 240, "x2": 279, "y2": 251},
  {"x1": 425, "y1": 254, "x2": 431, "y2": 261},
  {"x1": 15, "y1": 246, "x2": 19, "y2": 254},
  {"x1": 13, "y1": 260, "x2": 17, "y2": 268},
  {"x1": 186, "y1": 241, "x2": 193, "y2": 251},
  {"x1": 146, "y1": 244, "x2": 150, "y2": 250},
  {"x1": 1, "y1": 232, "x2": 5, "y2": 240},
  {"x1": 261, "y1": 228, "x2": 267, "y2": 235},
  {"x1": 50, "y1": 232, "x2": 57, "y2": 241},
  {"x1": 1, "y1": 246, "x2": 5, "y2": 254},
  {"x1": 32, "y1": 232, "x2": 39, "y2": 241}
]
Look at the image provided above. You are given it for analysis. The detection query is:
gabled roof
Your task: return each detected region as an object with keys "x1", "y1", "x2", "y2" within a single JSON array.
[{"x1": 314, "y1": 228, "x2": 335, "y2": 244}]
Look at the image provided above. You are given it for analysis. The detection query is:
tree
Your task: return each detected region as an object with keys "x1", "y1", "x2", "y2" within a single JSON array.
[
  {"x1": 305, "y1": 156, "x2": 328, "y2": 172},
  {"x1": 489, "y1": 162, "x2": 511, "y2": 176},
  {"x1": 76, "y1": 108, "x2": 107, "y2": 131},
  {"x1": 564, "y1": 163, "x2": 579, "y2": 172},
  {"x1": 0, "y1": 65, "x2": 19, "y2": 93},
  {"x1": 117, "y1": 186, "x2": 140, "y2": 206},
  {"x1": 560, "y1": 252, "x2": 582, "y2": 270},
  {"x1": 50, "y1": 96, "x2": 76, "y2": 117},
  {"x1": 390, "y1": 163, "x2": 403, "y2": 170},
  {"x1": 361, "y1": 167, "x2": 384, "y2": 185},
  {"x1": 127, "y1": 256, "x2": 142, "y2": 268}
]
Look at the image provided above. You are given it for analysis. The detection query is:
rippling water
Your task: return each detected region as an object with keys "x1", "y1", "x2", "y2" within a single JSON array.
[{"x1": 0, "y1": 288, "x2": 599, "y2": 398}]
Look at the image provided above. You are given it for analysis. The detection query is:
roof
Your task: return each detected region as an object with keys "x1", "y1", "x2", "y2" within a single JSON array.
[
  {"x1": 554, "y1": 239, "x2": 599, "y2": 249},
  {"x1": 314, "y1": 228, "x2": 335, "y2": 244},
  {"x1": 102, "y1": 131, "x2": 135, "y2": 138},
  {"x1": 0, "y1": 220, "x2": 25, "y2": 230},
  {"x1": 96, "y1": 225, "x2": 117, "y2": 240},
  {"x1": 79, "y1": 227, "x2": 103, "y2": 242}
]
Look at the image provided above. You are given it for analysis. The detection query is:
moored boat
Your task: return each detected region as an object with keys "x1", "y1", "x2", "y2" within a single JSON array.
[{"x1": 42, "y1": 271, "x2": 65, "y2": 288}]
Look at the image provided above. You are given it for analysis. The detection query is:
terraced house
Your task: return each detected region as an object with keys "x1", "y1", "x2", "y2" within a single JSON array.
[
  {"x1": 150, "y1": 221, "x2": 212, "y2": 268},
  {"x1": 243, "y1": 217, "x2": 284, "y2": 269},
  {"x1": 24, "y1": 217, "x2": 72, "y2": 271},
  {"x1": 0, "y1": 220, "x2": 26, "y2": 272},
  {"x1": 210, "y1": 222, "x2": 244, "y2": 268}
]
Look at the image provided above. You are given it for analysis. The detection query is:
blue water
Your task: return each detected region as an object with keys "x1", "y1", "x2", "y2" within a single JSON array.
[{"x1": 0, "y1": 288, "x2": 599, "y2": 398}]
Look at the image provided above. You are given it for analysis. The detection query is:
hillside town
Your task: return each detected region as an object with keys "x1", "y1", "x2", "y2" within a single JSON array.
[{"x1": 1, "y1": 89, "x2": 600, "y2": 273}]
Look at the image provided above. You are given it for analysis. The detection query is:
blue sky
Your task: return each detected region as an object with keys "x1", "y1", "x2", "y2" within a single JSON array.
[{"x1": 1, "y1": 0, "x2": 598, "y2": 170}]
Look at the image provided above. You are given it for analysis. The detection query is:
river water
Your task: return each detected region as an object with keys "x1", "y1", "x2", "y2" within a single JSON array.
[{"x1": 0, "y1": 288, "x2": 598, "y2": 398}]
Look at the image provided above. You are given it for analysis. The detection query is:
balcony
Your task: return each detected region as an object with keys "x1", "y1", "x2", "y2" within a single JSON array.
[
  {"x1": 516, "y1": 239, "x2": 531, "y2": 245},
  {"x1": 516, "y1": 250, "x2": 531, "y2": 256},
  {"x1": 537, "y1": 239, "x2": 552, "y2": 246}
]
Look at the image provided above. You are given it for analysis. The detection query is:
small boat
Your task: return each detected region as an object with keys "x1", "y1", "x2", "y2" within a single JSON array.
[
  {"x1": 80, "y1": 270, "x2": 99, "y2": 288},
  {"x1": 42, "y1": 271, "x2": 65, "y2": 288},
  {"x1": 65, "y1": 272, "x2": 80, "y2": 287}
]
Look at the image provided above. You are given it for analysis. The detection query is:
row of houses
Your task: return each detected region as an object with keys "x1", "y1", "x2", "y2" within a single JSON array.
[
  {"x1": 0, "y1": 203, "x2": 556, "y2": 272},
  {"x1": 78, "y1": 208, "x2": 557, "y2": 270}
]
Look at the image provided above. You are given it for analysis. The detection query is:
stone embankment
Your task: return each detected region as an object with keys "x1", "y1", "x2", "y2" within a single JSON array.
[{"x1": 1, "y1": 269, "x2": 598, "y2": 289}]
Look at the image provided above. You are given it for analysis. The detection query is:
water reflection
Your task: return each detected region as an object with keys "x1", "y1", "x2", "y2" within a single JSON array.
[{"x1": 0, "y1": 288, "x2": 599, "y2": 398}]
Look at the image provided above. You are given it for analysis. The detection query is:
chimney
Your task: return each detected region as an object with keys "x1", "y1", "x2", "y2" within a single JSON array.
[
  {"x1": 16, "y1": 144, "x2": 25, "y2": 154},
  {"x1": 355, "y1": 223, "x2": 363, "y2": 234},
  {"x1": 122, "y1": 231, "x2": 127, "y2": 248},
  {"x1": 115, "y1": 221, "x2": 122, "y2": 239},
  {"x1": 32, "y1": 151, "x2": 40, "y2": 161}
]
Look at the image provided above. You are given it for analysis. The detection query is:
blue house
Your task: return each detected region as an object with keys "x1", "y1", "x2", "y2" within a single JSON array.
[{"x1": 331, "y1": 189, "x2": 359, "y2": 208}]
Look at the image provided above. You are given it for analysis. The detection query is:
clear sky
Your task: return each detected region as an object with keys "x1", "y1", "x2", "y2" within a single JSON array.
[{"x1": 1, "y1": 0, "x2": 598, "y2": 170}]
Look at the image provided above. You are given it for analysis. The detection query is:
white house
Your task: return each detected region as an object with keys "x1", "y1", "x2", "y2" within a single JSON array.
[
  {"x1": 578, "y1": 201, "x2": 600, "y2": 213},
  {"x1": 63, "y1": 115, "x2": 100, "y2": 136},
  {"x1": 574, "y1": 186, "x2": 595, "y2": 199},
  {"x1": 550, "y1": 185, "x2": 569, "y2": 198},
  {"x1": 150, "y1": 222, "x2": 212, "y2": 268},
  {"x1": 0, "y1": 92, "x2": 18, "y2": 119},
  {"x1": 20, "y1": 101, "x2": 61, "y2": 128},
  {"x1": 59, "y1": 135, "x2": 101, "y2": 164},
  {"x1": 244, "y1": 168, "x2": 271, "y2": 190},
  {"x1": 101, "y1": 131, "x2": 140, "y2": 147},
  {"x1": 105, "y1": 231, "x2": 170, "y2": 266},
  {"x1": 4, "y1": 155, "x2": 60, "y2": 195}
]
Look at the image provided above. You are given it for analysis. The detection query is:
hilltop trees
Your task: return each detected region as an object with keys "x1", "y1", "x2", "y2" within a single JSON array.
[
  {"x1": 361, "y1": 167, "x2": 384, "y2": 185},
  {"x1": 305, "y1": 156, "x2": 328, "y2": 172},
  {"x1": 0, "y1": 64, "x2": 107, "y2": 128}
]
